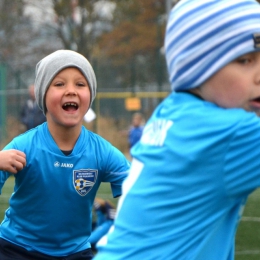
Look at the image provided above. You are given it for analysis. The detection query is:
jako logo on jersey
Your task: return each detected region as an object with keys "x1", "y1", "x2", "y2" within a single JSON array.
[
  {"x1": 54, "y1": 161, "x2": 60, "y2": 167},
  {"x1": 140, "y1": 119, "x2": 173, "y2": 146},
  {"x1": 73, "y1": 169, "x2": 98, "y2": 196},
  {"x1": 61, "y1": 163, "x2": 73, "y2": 168},
  {"x1": 54, "y1": 162, "x2": 73, "y2": 168}
]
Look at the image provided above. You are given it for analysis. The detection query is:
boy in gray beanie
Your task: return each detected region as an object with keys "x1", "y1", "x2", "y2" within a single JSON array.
[
  {"x1": 94, "y1": 1, "x2": 260, "y2": 260},
  {"x1": 35, "y1": 50, "x2": 96, "y2": 115},
  {"x1": 0, "y1": 50, "x2": 130, "y2": 259}
]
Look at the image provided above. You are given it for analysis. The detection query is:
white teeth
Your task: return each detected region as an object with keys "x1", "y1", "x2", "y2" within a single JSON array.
[{"x1": 64, "y1": 103, "x2": 77, "y2": 106}]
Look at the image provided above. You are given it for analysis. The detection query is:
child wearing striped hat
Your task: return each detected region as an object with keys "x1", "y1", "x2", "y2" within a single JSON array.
[{"x1": 94, "y1": 0, "x2": 260, "y2": 259}]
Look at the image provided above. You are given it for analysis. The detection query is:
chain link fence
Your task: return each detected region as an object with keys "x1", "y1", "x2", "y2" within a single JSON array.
[{"x1": 0, "y1": 53, "x2": 170, "y2": 153}]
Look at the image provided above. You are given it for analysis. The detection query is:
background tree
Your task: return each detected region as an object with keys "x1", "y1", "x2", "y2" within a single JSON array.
[
  {"x1": 0, "y1": 0, "x2": 61, "y2": 71},
  {"x1": 53, "y1": 0, "x2": 115, "y2": 61},
  {"x1": 0, "y1": 0, "x2": 33, "y2": 70},
  {"x1": 96, "y1": 0, "x2": 168, "y2": 91},
  {"x1": 0, "y1": 0, "x2": 171, "y2": 90}
]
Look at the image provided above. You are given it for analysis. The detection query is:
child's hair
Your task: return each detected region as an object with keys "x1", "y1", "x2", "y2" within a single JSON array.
[
  {"x1": 165, "y1": 0, "x2": 260, "y2": 92},
  {"x1": 34, "y1": 50, "x2": 97, "y2": 115},
  {"x1": 132, "y1": 112, "x2": 143, "y2": 119},
  {"x1": 132, "y1": 112, "x2": 144, "y2": 124}
]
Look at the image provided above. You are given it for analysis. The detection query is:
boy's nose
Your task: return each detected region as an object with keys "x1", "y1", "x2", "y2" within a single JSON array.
[{"x1": 65, "y1": 83, "x2": 77, "y2": 95}]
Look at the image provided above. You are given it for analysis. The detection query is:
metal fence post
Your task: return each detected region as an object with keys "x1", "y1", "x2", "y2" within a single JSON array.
[{"x1": 0, "y1": 64, "x2": 7, "y2": 144}]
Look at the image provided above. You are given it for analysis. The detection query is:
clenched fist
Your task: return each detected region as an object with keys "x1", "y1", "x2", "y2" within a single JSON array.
[{"x1": 0, "y1": 150, "x2": 26, "y2": 173}]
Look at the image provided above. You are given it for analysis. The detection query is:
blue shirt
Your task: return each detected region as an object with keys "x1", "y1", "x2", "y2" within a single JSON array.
[
  {"x1": 128, "y1": 126, "x2": 144, "y2": 148},
  {"x1": 95, "y1": 92, "x2": 260, "y2": 260},
  {"x1": 20, "y1": 99, "x2": 46, "y2": 130},
  {"x1": 0, "y1": 123, "x2": 129, "y2": 257}
]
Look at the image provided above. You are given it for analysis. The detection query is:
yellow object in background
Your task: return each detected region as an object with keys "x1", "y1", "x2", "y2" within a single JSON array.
[{"x1": 125, "y1": 97, "x2": 141, "y2": 111}]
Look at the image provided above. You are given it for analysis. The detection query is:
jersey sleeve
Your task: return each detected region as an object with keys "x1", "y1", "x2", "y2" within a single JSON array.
[
  {"x1": 224, "y1": 114, "x2": 260, "y2": 197},
  {"x1": 0, "y1": 142, "x2": 16, "y2": 193},
  {"x1": 0, "y1": 171, "x2": 10, "y2": 194},
  {"x1": 101, "y1": 146, "x2": 130, "y2": 198}
]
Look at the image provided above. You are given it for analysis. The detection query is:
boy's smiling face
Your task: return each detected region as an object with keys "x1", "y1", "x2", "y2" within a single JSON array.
[
  {"x1": 191, "y1": 52, "x2": 260, "y2": 114},
  {"x1": 45, "y1": 67, "x2": 90, "y2": 128}
]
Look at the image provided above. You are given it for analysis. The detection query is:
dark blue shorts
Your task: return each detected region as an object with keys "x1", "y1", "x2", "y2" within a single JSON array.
[{"x1": 0, "y1": 238, "x2": 94, "y2": 260}]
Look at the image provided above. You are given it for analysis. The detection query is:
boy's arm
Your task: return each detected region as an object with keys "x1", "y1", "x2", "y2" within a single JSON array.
[
  {"x1": 0, "y1": 150, "x2": 26, "y2": 174},
  {"x1": 103, "y1": 147, "x2": 130, "y2": 198}
]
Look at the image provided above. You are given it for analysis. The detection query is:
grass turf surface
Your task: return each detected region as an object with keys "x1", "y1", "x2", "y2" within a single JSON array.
[{"x1": 0, "y1": 176, "x2": 260, "y2": 259}]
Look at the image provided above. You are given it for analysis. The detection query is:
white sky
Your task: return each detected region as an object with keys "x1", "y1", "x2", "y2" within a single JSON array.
[{"x1": 24, "y1": 0, "x2": 55, "y2": 26}]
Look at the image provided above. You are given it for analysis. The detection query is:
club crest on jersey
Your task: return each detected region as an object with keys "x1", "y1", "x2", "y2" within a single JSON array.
[{"x1": 73, "y1": 169, "x2": 98, "y2": 196}]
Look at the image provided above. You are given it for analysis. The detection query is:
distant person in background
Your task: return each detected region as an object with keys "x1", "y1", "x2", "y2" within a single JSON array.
[
  {"x1": 20, "y1": 84, "x2": 46, "y2": 130},
  {"x1": 119, "y1": 112, "x2": 145, "y2": 157},
  {"x1": 128, "y1": 112, "x2": 145, "y2": 149},
  {"x1": 89, "y1": 198, "x2": 116, "y2": 252}
]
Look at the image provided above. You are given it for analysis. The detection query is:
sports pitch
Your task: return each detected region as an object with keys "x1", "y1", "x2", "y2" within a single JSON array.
[{"x1": 0, "y1": 177, "x2": 259, "y2": 259}]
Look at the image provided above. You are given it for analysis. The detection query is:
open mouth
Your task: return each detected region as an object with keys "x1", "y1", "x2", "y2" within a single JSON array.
[
  {"x1": 252, "y1": 97, "x2": 260, "y2": 102},
  {"x1": 249, "y1": 97, "x2": 260, "y2": 110},
  {"x1": 62, "y1": 102, "x2": 78, "y2": 111}
]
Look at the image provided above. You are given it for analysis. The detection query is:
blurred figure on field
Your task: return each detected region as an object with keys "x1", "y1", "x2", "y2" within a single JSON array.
[
  {"x1": 89, "y1": 197, "x2": 116, "y2": 252},
  {"x1": 128, "y1": 112, "x2": 145, "y2": 149},
  {"x1": 20, "y1": 84, "x2": 46, "y2": 130},
  {"x1": 119, "y1": 112, "x2": 145, "y2": 157}
]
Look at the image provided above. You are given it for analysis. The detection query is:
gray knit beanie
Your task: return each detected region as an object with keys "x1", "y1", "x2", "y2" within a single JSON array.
[{"x1": 35, "y1": 50, "x2": 97, "y2": 115}]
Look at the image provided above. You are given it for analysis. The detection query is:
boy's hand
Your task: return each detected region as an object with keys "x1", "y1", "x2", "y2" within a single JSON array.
[{"x1": 0, "y1": 150, "x2": 26, "y2": 174}]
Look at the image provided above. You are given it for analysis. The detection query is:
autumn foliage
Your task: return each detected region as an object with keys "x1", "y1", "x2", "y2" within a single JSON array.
[{"x1": 98, "y1": 0, "x2": 166, "y2": 65}]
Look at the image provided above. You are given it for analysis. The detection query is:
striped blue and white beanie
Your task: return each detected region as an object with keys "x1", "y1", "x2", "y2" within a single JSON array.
[{"x1": 165, "y1": 0, "x2": 260, "y2": 91}]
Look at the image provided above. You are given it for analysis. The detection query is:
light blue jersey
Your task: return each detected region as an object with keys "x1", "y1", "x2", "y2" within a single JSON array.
[
  {"x1": 95, "y1": 92, "x2": 260, "y2": 260},
  {"x1": 0, "y1": 123, "x2": 129, "y2": 257}
]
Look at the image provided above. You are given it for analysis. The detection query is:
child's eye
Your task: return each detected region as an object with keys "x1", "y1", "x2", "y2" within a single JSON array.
[
  {"x1": 237, "y1": 58, "x2": 250, "y2": 64},
  {"x1": 236, "y1": 56, "x2": 252, "y2": 65},
  {"x1": 77, "y1": 82, "x2": 87, "y2": 87},
  {"x1": 54, "y1": 82, "x2": 64, "y2": 87}
]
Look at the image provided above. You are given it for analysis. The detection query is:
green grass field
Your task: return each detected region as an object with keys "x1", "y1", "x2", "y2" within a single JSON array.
[{"x1": 0, "y1": 177, "x2": 260, "y2": 259}]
